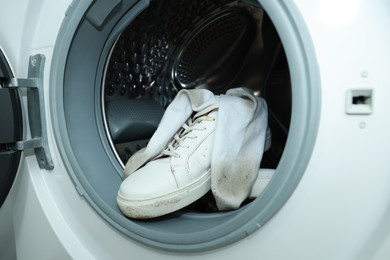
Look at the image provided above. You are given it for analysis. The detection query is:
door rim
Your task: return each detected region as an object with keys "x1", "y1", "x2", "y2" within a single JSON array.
[{"x1": 49, "y1": 0, "x2": 321, "y2": 252}]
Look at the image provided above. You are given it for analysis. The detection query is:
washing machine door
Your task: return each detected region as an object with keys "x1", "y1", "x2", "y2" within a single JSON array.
[
  {"x1": 0, "y1": 49, "x2": 23, "y2": 207},
  {"x1": 0, "y1": 49, "x2": 52, "y2": 207}
]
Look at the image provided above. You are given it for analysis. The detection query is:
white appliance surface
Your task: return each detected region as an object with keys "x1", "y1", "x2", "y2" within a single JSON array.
[{"x1": 1, "y1": 0, "x2": 390, "y2": 259}]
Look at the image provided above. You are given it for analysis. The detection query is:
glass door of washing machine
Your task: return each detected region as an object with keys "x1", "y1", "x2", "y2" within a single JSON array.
[{"x1": 0, "y1": 49, "x2": 23, "y2": 207}]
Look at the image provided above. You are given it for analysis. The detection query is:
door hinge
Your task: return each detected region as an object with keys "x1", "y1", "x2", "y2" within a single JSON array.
[{"x1": 2, "y1": 54, "x2": 54, "y2": 170}]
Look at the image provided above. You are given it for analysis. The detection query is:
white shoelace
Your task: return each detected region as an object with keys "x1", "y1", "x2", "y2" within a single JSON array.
[{"x1": 161, "y1": 103, "x2": 219, "y2": 158}]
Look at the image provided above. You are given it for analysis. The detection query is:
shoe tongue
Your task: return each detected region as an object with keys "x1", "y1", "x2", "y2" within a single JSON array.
[{"x1": 162, "y1": 105, "x2": 218, "y2": 156}]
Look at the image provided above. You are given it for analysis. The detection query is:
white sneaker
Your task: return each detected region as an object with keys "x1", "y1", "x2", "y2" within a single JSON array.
[
  {"x1": 117, "y1": 104, "x2": 219, "y2": 219},
  {"x1": 248, "y1": 168, "x2": 275, "y2": 199}
]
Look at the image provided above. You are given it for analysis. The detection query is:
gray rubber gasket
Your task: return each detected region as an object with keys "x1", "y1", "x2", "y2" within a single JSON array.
[{"x1": 50, "y1": 0, "x2": 321, "y2": 253}]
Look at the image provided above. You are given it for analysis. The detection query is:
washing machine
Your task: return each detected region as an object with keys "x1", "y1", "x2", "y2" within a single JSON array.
[{"x1": 1, "y1": 0, "x2": 390, "y2": 259}]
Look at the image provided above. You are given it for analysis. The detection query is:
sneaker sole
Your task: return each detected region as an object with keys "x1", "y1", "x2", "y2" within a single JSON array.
[{"x1": 117, "y1": 170, "x2": 211, "y2": 219}]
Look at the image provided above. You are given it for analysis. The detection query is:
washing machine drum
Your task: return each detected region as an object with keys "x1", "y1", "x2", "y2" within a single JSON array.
[{"x1": 57, "y1": 0, "x2": 320, "y2": 252}]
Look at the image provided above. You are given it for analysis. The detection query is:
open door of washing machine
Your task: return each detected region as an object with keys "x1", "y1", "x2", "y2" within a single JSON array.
[
  {"x1": 0, "y1": 49, "x2": 53, "y2": 208},
  {"x1": 0, "y1": 49, "x2": 23, "y2": 207}
]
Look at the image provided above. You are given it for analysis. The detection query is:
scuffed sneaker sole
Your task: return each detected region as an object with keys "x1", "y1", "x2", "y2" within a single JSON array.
[{"x1": 117, "y1": 170, "x2": 211, "y2": 219}]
